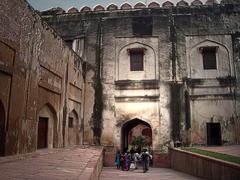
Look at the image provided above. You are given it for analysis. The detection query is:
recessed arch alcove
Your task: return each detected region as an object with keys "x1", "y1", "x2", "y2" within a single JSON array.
[
  {"x1": 68, "y1": 109, "x2": 79, "y2": 146},
  {"x1": 37, "y1": 103, "x2": 58, "y2": 149},
  {"x1": 121, "y1": 118, "x2": 152, "y2": 153}
]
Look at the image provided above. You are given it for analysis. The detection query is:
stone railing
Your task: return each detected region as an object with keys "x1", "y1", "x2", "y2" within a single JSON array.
[
  {"x1": 79, "y1": 147, "x2": 104, "y2": 180},
  {"x1": 169, "y1": 148, "x2": 240, "y2": 180}
]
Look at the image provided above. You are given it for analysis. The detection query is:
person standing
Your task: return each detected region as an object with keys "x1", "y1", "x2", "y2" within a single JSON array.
[
  {"x1": 115, "y1": 150, "x2": 120, "y2": 169},
  {"x1": 120, "y1": 152, "x2": 125, "y2": 171},
  {"x1": 124, "y1": 151, "x2": 130, "y2": 171},
  {"x1": 140, "y1": 149, "x2": 152, "y2": 173}
]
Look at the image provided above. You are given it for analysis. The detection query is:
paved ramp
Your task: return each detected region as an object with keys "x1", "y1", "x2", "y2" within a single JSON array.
[
  {"x1": 0, "y1": 146, "x2": 103, "y2": 180},
  {"x1": 100, "y1": 167, "x2": 202, "y2": 180}
]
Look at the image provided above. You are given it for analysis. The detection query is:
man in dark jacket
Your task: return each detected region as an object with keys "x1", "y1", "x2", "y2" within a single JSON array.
[{"x1": 140, "y1": 149, "x2": 152, "y2": 173}]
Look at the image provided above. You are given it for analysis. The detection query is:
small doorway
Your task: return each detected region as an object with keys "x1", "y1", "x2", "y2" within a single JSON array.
[
  {"x1": 0, "y1": 101, "x2": 5, "y2": 156},
  {"x1": 68, "y1": 110, "x2": 79, "y2": 146},
  {"x1": 37, "y1": 117, "x2": 48, "y2": 149},
  {"x1": 207, "y1": 123, "x2": 221, "y2": 146}
]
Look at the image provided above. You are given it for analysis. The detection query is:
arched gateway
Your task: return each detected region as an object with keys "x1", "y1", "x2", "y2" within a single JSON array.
[{"x1": 121, "y1": 118, "x2": 152, "y2": 152}]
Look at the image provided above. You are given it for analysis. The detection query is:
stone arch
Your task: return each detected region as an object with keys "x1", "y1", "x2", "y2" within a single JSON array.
[
  {"x1": 162, "y1": 1, "x2": 174, "y2": 8},
  {"x1": 107, "y1": 4, "x2": 118, "y2": 11},
  {"x1": 37, "y1": 103, "x2": 58, "y2": 149},
  {"x1": 80, "y1": 6, "x2": 91, "y2": 12},
  {"x1": 93, "y1": 5, "x2": 105, "y2": 11},
  {"x1": 0, "y1": 100, "x2": 5, "y2": 156},
  {"x1": 176, "y1": 0, "x2": 189, "y2": 7},
  {"x1": 68, "y1": 109, "x2": 79, "y2": 146},
  {"x1": 121, "y1": 118, "x2": 152, "y2": 153},
  {"x1": 189, "y1": 39, "x2": 232, "y2": 78},
  {"x1": 117, "y1": 42, "x2": 157, "y2": 80},
  {"x1": 191, "y1": 0, "x2": 203, "y2": 6},
  {"x1": 67, "y1": 7, "x2": 78, "y2": 13},
  {"x1": 148, "y1": 2, "x2": 160, "y2": 8},
  {"x1": 134, "y1": 2, "x2": 146, "y2": 9},
  {"x1": 120, "y1": 3, "x2": 132, "y2": 10}
]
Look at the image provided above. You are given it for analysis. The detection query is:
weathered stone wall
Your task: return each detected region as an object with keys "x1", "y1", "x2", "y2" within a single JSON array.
[
  {"x1": 0, "y1": 0, "x2": 84, "y2": 155},
  {"x1": 42, "y1": 2, "x2": 240, "y2": 151}
]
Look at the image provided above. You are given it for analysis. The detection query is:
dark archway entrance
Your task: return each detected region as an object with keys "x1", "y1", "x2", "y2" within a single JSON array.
[
  {"x1": 0, "y1": 100, "x2": 5, "y2": 156},
  {"x1": 37, "y1": 103, "x2": 58, "y2": 149},
  {"x1": 207, "y1": 123, "x2": 222, "y2": 146},
  {"x1": 37, "y1": 117, "x2": 48, "y2": 149},
  {"x1": 68, "y1": 110, "x2": 79, "y2": 146},
  {"x1": 121, "y1": 118, "x2": 152, "y2": 153}
]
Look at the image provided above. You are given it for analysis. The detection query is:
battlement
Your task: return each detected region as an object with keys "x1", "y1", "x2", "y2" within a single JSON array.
[{"x1": 41, "y1": 0, "x2": 240, "y2": 16}]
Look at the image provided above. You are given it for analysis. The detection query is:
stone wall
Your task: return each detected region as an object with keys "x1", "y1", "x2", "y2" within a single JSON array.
[
  {"x1": 0, "y1": 0, "x2": 84, "y2": 155},
  {"x1": 42, "y1": 2, "x2": 240, "y2": 151},
  {"x1": 170, "y1": 148, "x2": 240, "y2": 180}
]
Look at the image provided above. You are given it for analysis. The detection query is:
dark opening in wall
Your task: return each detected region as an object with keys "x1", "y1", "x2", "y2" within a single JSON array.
[
  {"x1": 200, "y1": 47, "x2": 217, "y2": 70},
  {"x1": 132, "y1": 17, "x2": 153, "y2": 36},
  {"x1": 37, "y1": 117, "x2": 48, "y2": 149},
  {"x1": 68, "y1": 117, "x2": 74, "y2": 128},
  {"x1": 65, "y1": 39, "x2": 73, "y2": 48},
  {"x1": 207, "y1": 123, "x2": 222, "y2": 146},
  {"x1": 128, "y1": 48, "x2": 144, "y2": 71}
]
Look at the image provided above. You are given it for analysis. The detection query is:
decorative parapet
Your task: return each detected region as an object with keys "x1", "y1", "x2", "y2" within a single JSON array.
[
  {"x1": 205, "y1": 0, "x2": 219, "y2": 5},
  {"x1": 107, "y1": 4, "x2": 118, "y2": 11},
  {"x1": 148, "y1": 2, "x2": 160, "y2": 8},
  {"x1": 41, "y1": 0, "x2": 240, "y2": 15},
  {"x1": 176, "y1": 0, "x2": 189, "y2": 7},
  {"x1": 162, "y1": 1, "x2": 174, "y2": 8},
  {"x1": 67, "y1": 7, "x2": 78, "y2": 13},
  {"x1": 93, "y1": 5, "x2": 105, "y2": 11},
  {"x1": 120, "y1": 3, "x2": 132, "y2": 10},
  {"x1": 134, "y1": 2, "x2": 146, "y2": 9},
  {"x1": 80, "y1": 6, "x2": 91, "y2": 12},
  {"x1": 191, "y1": 0, "x2": 203, "y2": 6}
]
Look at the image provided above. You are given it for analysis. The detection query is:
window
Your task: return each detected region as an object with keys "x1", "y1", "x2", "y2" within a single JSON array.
[
  {"x1": 128, "y1": 48, "x2": 144, "y2": 71},
  {"x1": 68, "y1": 117, "x2": 74, "y2": 128},
  {"x1": 132, "y1": 17, "x2": 153, "y2": 36},
  {"x1": 201, "y1": 47, "x2": 217, "y2": 70}
]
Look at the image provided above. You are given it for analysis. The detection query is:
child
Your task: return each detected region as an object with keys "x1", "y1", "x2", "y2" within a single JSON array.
[
  {"x1": 115, "y1": 150, "x2": 120, "y2": 169},
  {"x1": 120, "y1": 153, "x2": 125, "y2": 170}
]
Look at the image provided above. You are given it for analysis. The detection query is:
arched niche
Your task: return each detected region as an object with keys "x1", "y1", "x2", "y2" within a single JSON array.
[
  {"x1": 68, "y1": 109, "x2": 79, "y2": 146},
  {"x1": 189, "y1": 39, "x2": 232, "y2": 79},
  {"x1": 37, "y1": 103, "x2": 58, "y2": 149},
  {"x1": 117, "y1": 42, "x2": 156, "y2": 81},
  {"x1": 121, "y1": 118, "x2": 152, "y2": 153},
  {"x1": 0, "y1": 100, "x2": 5, "y2": 156}
]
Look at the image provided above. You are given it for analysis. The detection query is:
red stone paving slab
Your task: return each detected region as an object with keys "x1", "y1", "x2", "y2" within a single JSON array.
[
  {"x1": 100, "y1": 167, "x2": 203, "y2": 180},
  {"x1": 195, "y1": 145, "x2": 240, "y2": 157},
  {"x1": 0, "y1": 146, "x2": 102, "y2": 180}
]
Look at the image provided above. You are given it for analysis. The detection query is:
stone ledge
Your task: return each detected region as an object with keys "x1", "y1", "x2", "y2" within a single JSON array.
[{"x1": 170, "y1": 148, "x2": 240, "y2": 179}]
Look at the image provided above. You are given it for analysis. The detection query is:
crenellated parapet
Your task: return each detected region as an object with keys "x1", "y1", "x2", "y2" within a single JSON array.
[{"x1": 41, "y1": 0, "x2": 240, "y2": 15}]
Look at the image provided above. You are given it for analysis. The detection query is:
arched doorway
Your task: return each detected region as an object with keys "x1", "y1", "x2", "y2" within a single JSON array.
[
  {"x1": 0, "y1": 100, "x2": 5, "y2": 156},
  {"x1": 68, "y1": 110, "x2": 79, "y2": 146},
  {"x1": 37, "y1": 103, "x2": 57, "y2": 149},
  {"x1": 121, "y1": 118, "x2": 152, "y2": 153}
]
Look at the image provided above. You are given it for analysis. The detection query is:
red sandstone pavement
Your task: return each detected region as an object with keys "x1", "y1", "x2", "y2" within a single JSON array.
[
  {"x1": 0, "y1": 146, "x2": 102, "y2": 180},
  {"x1": 100, "y1": 167, "x2": 203, "y2": 180},
  {"x1": 195, "y1": 145, "x2": 240, "y2": 157}
]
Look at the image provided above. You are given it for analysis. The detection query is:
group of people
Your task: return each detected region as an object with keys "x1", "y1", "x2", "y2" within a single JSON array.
[{"x1": 115, "y1": 148, "x2": 152, "y2": 173}]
